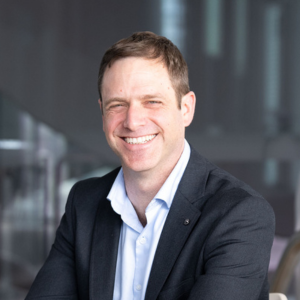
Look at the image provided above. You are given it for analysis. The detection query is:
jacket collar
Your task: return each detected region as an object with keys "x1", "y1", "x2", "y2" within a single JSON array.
[
  {"x1": 89, "y1": 146, "x2": 210, "y2": 300},
  {"x1": 89, "y1": 168, "x2": 122, "y2": 300},
  {"x1": 145, "y1": 146, "x2": 209, "y2": 300}
]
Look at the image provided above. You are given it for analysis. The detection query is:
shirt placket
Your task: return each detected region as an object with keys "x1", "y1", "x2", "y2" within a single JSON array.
[{"x1": 133, "y1": 229, "x2": 149, "y2": 300}]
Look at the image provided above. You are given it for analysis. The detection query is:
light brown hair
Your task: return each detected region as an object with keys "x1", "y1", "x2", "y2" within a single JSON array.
[{"x1": 98, "y1": 31, "x2": 190, "y2": 108}]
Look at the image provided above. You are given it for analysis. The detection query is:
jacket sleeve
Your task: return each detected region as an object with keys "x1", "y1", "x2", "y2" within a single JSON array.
[
  {"x1": 188, "y1": 192, "x2": 275, "y2": 300},
  {"x1": 25, "y1": 183, "x2": 79, "y2": 300}
]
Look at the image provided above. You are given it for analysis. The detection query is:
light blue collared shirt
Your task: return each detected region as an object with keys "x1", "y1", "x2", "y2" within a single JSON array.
[{"x1": 107, "y1": 140, "x2": 191, "y2": 300}]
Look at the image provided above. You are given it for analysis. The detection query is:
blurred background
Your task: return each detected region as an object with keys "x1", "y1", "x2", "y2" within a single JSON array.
[{"x1": 1, "y1": 0, "x2": 300, "y2": 299}]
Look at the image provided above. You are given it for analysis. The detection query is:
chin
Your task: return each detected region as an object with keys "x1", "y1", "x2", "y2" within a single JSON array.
[{"x1": 122, "y1": 158, "x2": 157, "y2": 173}]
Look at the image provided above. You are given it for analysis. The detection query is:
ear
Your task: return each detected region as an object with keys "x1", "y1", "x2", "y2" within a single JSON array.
[
  {"x1": 181, "y1": 91, "x2": 196, "y2": 127},
  {"x1": 98, "y1": 99, "x2": 105, "y2": 131},
  {"x1": 98, "y1": 99, "x2": 103, "y2": 112}
]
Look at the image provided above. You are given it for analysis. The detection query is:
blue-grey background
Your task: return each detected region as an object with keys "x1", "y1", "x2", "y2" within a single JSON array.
[{"x1": 1, "y1": 0, "x2": 300, "y2": 299}]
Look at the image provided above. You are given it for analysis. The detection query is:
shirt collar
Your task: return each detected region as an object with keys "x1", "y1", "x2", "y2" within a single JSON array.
[
  {"x1": 154, "y1": 140, "x2": 190, "y2": 208},
  {"x1": 107, "y1": 168, "x2": 127, "y2": 216},
  {"x1": 107, "y1": 139, "x2": 191, "y2": 212}
]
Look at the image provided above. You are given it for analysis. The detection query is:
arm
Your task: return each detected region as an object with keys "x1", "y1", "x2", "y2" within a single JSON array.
[
  {"x1": 189, "y1": 192, "x2": 275, "y2": 300},
  {"x1": 25, "y1": 183, "x2": 79, "y2": 300}
]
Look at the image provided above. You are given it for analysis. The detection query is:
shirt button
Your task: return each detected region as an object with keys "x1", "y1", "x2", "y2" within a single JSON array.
[
  {"x1": 140, "y1": 237, "x2": 146, "y2": 244},
  {"x1": 136, "y1": 284, "x2": 142, "y2": 291}
]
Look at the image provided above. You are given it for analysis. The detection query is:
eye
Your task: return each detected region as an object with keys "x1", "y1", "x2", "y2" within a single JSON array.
[
  {"x1": 108, "y1": 103, "x2": 124, "y2": 110},
  {"x1": 148, "y1": 100, "x2": 161, "y2": 105}
]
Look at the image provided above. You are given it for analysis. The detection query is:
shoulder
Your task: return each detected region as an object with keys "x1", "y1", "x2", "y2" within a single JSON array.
[
  {"x1": 65, "y1": 167, "x2": 120, "y2": 211},
  {"x1": 71, "y1": 167, "x2": 120, "y2": 196},
  {"x1": 184, "y1": 145, "x2": 274, "y2": 225},
  {"x1": 205, "y1": 163, "x2": 273, "y2": 219},
  {"x1": 57, "y1": 167, "x2": 121, "y2": 238}
]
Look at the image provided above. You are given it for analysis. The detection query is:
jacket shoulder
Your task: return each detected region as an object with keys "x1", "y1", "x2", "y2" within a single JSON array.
[
  {"x1": 186, "y1": 146, "x2": 274, "y2": 220},
  {"x1": 64, "y1": 167, "x2": 120, "y2": 216},
  {"x1": 70, "y1": 167, "x2": 120, "y2": 199}
]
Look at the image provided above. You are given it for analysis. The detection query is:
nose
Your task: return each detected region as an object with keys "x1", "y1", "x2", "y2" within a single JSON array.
[{"x1": 123, "y1": 104, "x2": 146, "y2": 131}]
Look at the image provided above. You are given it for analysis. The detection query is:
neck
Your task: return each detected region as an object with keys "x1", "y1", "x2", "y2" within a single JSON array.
[{"x1": 123, "y1": 145, "x2": 184, "y2": 226}]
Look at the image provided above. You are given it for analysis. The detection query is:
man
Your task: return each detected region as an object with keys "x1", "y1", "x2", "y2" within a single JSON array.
[{"x1": 26, "y1": 31, "x2": 275, "y2": 300}]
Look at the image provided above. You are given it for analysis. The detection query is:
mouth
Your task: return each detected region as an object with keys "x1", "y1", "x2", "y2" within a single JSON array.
[{"x1": 123, "y1": 134, "x2": 157, "y2": 145}]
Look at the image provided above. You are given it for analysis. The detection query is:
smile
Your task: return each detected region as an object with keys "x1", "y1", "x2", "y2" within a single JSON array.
[{"x1": 123, "y1": 134, "x2": 157, "y2": 145}]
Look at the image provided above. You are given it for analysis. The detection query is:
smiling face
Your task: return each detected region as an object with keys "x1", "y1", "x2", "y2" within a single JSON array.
[{"x1": 100, "y1": 57, "x2": 195, "y2": 176}]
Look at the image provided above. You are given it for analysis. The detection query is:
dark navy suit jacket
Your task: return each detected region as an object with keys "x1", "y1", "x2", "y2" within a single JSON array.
[{"x1": 26, "y1": 147, "x2": 275, "y2": 300}]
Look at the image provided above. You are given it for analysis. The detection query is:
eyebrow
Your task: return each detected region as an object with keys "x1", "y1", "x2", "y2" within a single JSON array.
[
  {"x1": 139, "y1": 93, "x2": 165, "y2": 100},
  {"x1": 103, "y1": 93, "x2": 166, "y2": 109},
  {"x1": 105, "y1": 93, "x2": 164, "y2": 103},
  {"x1": 103, "y1": 97, "x2": 127, "y2": 107}
]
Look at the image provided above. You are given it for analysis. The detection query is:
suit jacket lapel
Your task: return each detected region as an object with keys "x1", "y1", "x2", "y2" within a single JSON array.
[
  {"x1": 145, "y1": 147, "x2": 209, "y2": 300},
  {"x1": 88, "y1": 147, "x2": 209, "y2": 300},
  {"x1": 145, "y1": 192, "x2": 201, "y2": 300},
  {"x1": 89, "y1": 171, "x2": 122, "y2": 300}
]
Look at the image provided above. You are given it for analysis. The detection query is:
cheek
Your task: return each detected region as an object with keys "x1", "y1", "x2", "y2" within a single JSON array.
[
  {"x1": 102, "y1": 116, "x2": 112, "y2": 135},
  {"x1": 103, "y1": 114, "x2": 123, "y2": 134}
]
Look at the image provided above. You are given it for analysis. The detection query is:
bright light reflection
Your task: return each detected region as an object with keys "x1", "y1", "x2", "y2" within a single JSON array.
[
  {"x1": 0, "y1": 139, "x2": 30, "y2": 150},
  {"x1": 234, "y1": 0, "x2": 248, "y2": 75},
  {"x1": 264, "y1": 3, "x2": 281, "y2": 135},
  {"x1": 161, "y1": 0, "x2": 186, "y2": 55},
  {"x1": 204, "y1": 0, "x2": 223, "y2": 57}
]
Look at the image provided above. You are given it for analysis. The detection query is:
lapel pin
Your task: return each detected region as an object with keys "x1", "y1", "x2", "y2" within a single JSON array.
[{"x1": 184, "y1": 219, "x2": 190, "y2": 225}]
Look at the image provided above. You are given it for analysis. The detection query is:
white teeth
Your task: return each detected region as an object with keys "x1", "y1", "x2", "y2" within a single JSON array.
[{"x1": 124, "y1": 135, "x2": 156, "y2": 145}]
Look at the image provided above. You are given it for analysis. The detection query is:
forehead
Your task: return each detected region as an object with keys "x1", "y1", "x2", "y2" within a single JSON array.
[{"x1": 101, "y1": 57, "x2": 175, "y2": 99}]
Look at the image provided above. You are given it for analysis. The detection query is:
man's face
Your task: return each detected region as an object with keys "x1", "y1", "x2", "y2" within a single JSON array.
[{"x1": 100, "y1": 57, "x2": 195, "y2": 175}]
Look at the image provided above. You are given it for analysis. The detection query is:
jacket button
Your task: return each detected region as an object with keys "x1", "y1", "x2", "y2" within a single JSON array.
[{"x1": 184, "y1": 219, "x2": 190, "y2": 225}]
